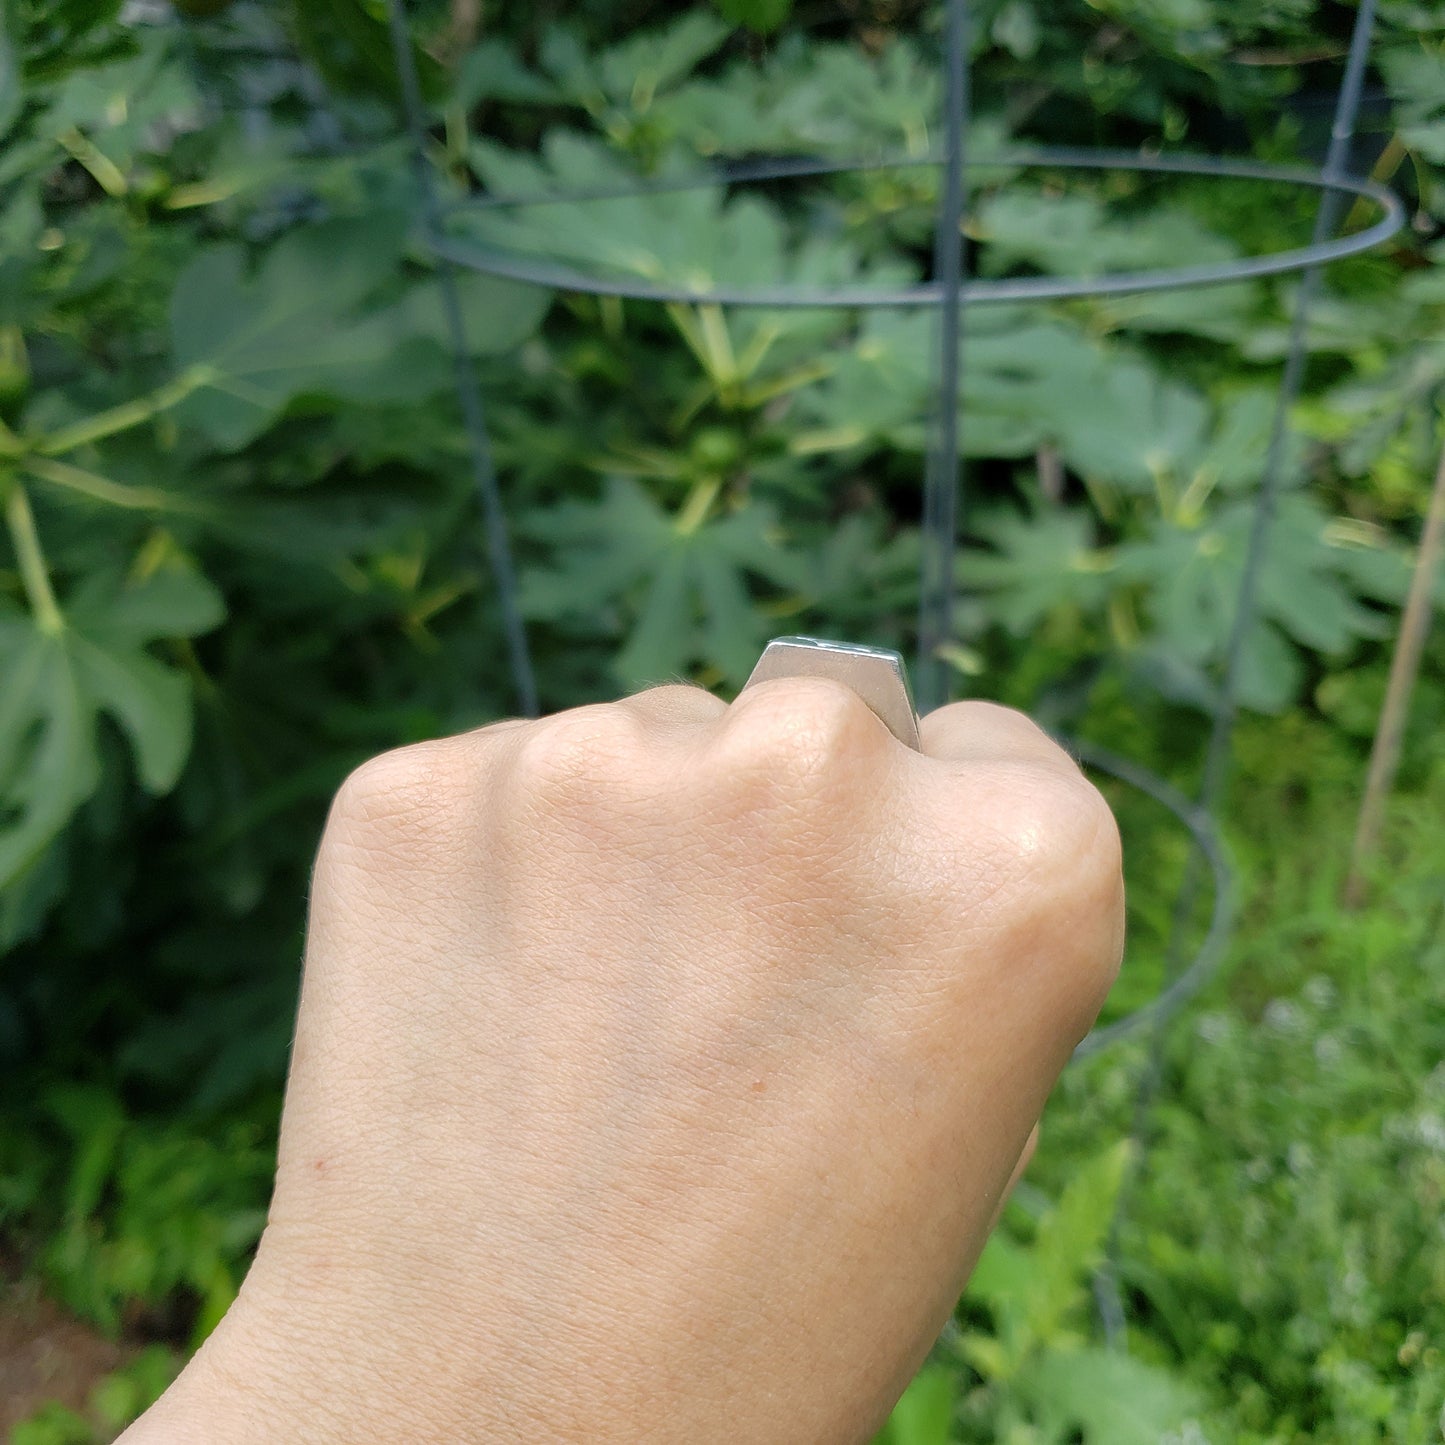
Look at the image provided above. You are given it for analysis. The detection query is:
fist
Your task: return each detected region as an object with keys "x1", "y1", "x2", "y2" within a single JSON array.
[{"x1": 131, "y1": 681, "x2": 1123, "y2": 1445}]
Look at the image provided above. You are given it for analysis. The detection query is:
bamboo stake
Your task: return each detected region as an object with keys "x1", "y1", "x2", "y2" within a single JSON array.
[{"x1": 1344, "y1": 434, "x2": 1445, "y2": 907}]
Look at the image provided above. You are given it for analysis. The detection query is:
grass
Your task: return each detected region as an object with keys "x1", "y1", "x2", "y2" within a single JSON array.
[{"x1": 1034, "y1": 710, "x2": 1445, "y2": 1443}]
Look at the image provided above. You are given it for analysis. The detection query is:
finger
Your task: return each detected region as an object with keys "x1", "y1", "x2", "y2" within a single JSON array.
[
  {"x1": 617, "y1": 682, "x2": 727, "y2": 734},
  {"x1": 919, "y1": 700, "x2": 1079, "y2": 773},
  {"x1": 720, "y1": 675, "x2": 908, "y2": 763}
]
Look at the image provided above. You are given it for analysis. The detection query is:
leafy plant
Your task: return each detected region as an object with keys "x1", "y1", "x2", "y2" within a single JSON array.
[
  {"x1": 3, "y1": 1084, "x2": 273, "y2": 1338},
  {"x1": 956, "y1": 1143, "x2": 1202, "y2": 1443},
  {"x1": 11, "y1": 1345, "x2": 177, "y2": 1445},
  {"x1": 1, "y1": 4, "x2": 1442, "y2": 1442},
  {"x1": 874, "y1": 1366, "x2": 960, "y2": 1445}
]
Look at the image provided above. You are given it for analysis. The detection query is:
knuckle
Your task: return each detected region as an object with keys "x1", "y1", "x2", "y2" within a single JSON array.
[
  {"x1": 508, "y1": 704, "x2": 643, "y2": 804},
  {"x1": 990, "y1": 762, "x2": 1114, "y2": 875},
  {"x1": 978, "y1": 701, "x2": 1061, "y2": 753},
  {"x1": 722, "y1": 677, "x2": 887, "y2": 788},
  {"x1": 326, "y1": 741, "x2": 461, "y2": 857},
  {"x1": 334, "y1": 744, "x2": 443, "y2": 827},
  {"x1": 995, "y1": 766, "x2": 1125, "y2": 1003},
  {"x1": 634, "y1": 681, "x2": 712, "y2": 713}
]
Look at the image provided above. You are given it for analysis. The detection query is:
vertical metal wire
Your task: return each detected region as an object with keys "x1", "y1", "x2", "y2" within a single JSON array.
[
  {"x1": 384, "y1": 0, "x2": 540, "y2": 718},
  {"x1": 1197, "y1": 0, "x2": 1378, "y2": 810},
  {"x1": 1094, "y1": 0, "x2": 1381, "y2": 1346},
  {"x1": 915, "y1": 0, "x2": 971, "y2": 713}
]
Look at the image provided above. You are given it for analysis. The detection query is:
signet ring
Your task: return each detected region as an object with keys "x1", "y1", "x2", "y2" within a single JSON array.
[{"x1": 740, "y1": 637, "x2": 922, "y2": 752}]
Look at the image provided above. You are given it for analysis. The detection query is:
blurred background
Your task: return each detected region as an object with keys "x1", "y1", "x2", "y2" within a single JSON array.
[{"x1": 1, "y1": 1, "x2": 1442, "y2": 1441}]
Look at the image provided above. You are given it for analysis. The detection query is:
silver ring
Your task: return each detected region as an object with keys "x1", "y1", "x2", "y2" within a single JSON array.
[{"x1": 740, "y1": 637, "x2": 921, "y2": 751}]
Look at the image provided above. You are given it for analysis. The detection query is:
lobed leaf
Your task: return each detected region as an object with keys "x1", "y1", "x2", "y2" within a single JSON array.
[{"x1": 0, "y1": 568, "x2": 224, "y2": 890}]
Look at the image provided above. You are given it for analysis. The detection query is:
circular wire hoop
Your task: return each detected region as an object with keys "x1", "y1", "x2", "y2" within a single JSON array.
[
  {"x1": 385, "y1": 0, "x2": 1400, "y2": 1066},
  {"x1": 427, "y1": 139, "x2": 1378, "y2": 1060},
  {"x1": 1068, "y1": 741, "x2": 1235, "y2": 1061},
  {"x1": 435, "y1": 147, "x2": 1405, "y2": 308}
]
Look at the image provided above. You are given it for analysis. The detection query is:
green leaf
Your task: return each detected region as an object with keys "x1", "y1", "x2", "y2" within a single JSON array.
[
  {"x1": 11, "y1": 1402, "x2": 95, "y2": 1445},
  {"x1": 787, "y1": 512, "x2": 918, "y2": 632},
  {"x1": 0, "y1": 567, "x2": 223, "y2": 889},
  {"x1": 403, "y1": 270, "x2": 553, "y2": 360},
  {"x1": 168, "y1": 207, "x2": 549, "y2": 452},
  {"x1": 1015, "y1": 1347, "x2": 1202, "y2": 1444},
  {"x1": 0, "y1": 4, "x2": 20, "y2": 142},
  {"x1": 799, "y1": 309, "x2": 1207, "y2": 479},
  {"x1": 88, "y1": 1345, "x2": 178, "y2": 1431},
  {"x1": 654, "y1": 36, "x2": 944, "y2": 158},
  {"x1": 974, "y1": 187, "x2": 1258, "y2": 341},
  {"x1": 71, "y1": 638, "x2": 189, "y2": 794},
  {"x1": 463, "y1": 133, "x2": 898, "y2": 302},
  {"x1": 872, "y1": 1365, "x2": 958, "y2": 1445},
  {"x1": 597, "y1": 11, "x2": 733, "y2": 97},
  {"x1": 454, "y1": 39, "x2": 557, "y2": 109},
  {"x1": 713, "y1": 0, "x2": 794, "y2": 36},
  {"x1": 6, "y1": 0, "x2": 126, "y2": 93},
  {"x1": 70, "y1": 565, "x2": 226, "y2": 648},
  {"x1": 45, "y1": 1084, "x2": 125, "y2": 1220},
  {"x1": 1047, "y1": 355, "x2": 1211, "y2": 494},
  {"x1": 1115, "y1": 497, "x2": 1392, "y2": 712},
  {"x1": 530, "y1": 13, "x2": 730, "y2": 110},
  {"x1": 969, "y1": 1142, "x2": 1133, "y2": 1365},
  {"x1": 1380, "y1": 42, "x2": 1445, "y2": 164},
  {"x1": 962, "y1": 506, "x2": 1110, "y2": 635},
  {"x1": 0, "y1": 617, "x2": 101, "y2": 892},
  {"x1": 519, "y1": 477, "x2": 791, "y2": 688},
  {"x1": 285, "y1": 0, "x2": 438, "y2": 103},
  {"x1": 168, "y1": 213, "x2": 431, "y2": 450},
  {"x1": 991, "y1": 1, "x2": 1042, "y2": 59}
]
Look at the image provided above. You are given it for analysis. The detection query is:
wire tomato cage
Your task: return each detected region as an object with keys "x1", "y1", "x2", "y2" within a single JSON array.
[{"x1": 383, "y1": 0, "x2": 1403, "y2": 1070}]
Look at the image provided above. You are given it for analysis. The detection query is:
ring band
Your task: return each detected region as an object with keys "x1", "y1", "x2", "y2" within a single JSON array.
[{"x1": 741, "y1": 637, "x2": 922, "y2": 751}]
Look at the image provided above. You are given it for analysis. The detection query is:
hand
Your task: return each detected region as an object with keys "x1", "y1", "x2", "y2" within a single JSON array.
[{"x1": 122, "y1": 681, "x2": 1123, "y2": 1445}]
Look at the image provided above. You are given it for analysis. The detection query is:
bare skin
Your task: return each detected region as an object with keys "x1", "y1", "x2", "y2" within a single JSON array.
[{"x1": 121, "y1": 680, "x2": 1123, "y2": 1445}]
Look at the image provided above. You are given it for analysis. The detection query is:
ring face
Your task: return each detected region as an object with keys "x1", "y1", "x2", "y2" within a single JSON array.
[{"x1": 741, "y1": 636, "x2": 922, "y2": 751}]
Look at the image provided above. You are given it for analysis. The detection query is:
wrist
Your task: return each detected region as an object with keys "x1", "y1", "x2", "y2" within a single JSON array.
[{"x1": 118, "y1": 1232, "x2": 496, "y2": 1445}]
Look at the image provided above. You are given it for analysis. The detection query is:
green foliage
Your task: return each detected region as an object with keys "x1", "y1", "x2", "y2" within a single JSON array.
[
  {"x1": 874, "y1": 1366, "x2": 959, "y2": 1445},
  {"x1": 521, "y1": 475, "x2": 797, "y2": 687},
  {"x1": 0, "y1": 556, "x2": 224, "y2": 914},
  {"x1": 956, "y1": 1144, "x2": 1202, "y2": 1442},
  {"x1": 10, "y1": 1404, "x2": 94, "y2": 1445},
  {"x1": 965, "y1": 1143, "x2": 1135, "y2": 1380},
  {"x1": 1121, "y1": 730, "x2": 1445, "y2": 1442},
  {"x1": 1042, "y1": 718, "x2": 1445, "y2": 1443},
  {"x1": 872, "y1": 1143, "x2": 1203, "y2": 1443},
  {"x1": 0, "y1": 2, "x2": 1442, "y2": 1441},
  {"x1": 12, "y1": 1346, "x2": 177, "y2": 1445},
  {"x1": 1, "y1": 1084, "x2": 272, "y2": 1338}
]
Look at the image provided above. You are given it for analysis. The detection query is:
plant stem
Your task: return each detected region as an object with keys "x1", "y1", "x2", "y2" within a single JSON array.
[
  {"x1": 1342, "y1": 131, "x2": 1407, "y2": 233},
  {"x1": 39, "y1": 367, "x2": 210, "y2": 457},
  {"x1": 697, "y1": 305, "x2": 738, "y2": 390},
  {"x1": 675, "y1": 475, "x2": 722, "y2": 536},
  {"x1": 1344, "y1": 434, "x2": 1445, "y2": 907},
  {"x1": 58, "y1": 127, "x2": 128, "y2": 197},
  {"x1": 4, "y1": 479, "x2": 64, "y2": 635},
  {"x1": 24, "y1": 454, "x2": 173, "y2": 511}
]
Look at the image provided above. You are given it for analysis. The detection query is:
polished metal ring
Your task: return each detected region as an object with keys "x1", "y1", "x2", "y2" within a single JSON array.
[{"x1": 741, "y1": 636, "x2": 922, "y2": 751}]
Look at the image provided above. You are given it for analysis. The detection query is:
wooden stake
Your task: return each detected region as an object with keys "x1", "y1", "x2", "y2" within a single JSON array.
[{"x1": 1344, "y1": 434, "x2": 1445, "y2": 908}]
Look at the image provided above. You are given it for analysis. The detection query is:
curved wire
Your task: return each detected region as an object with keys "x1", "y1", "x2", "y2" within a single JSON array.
[
  {"x1": 434, "y1": 149, "x2": 1404, "y2": 309},
  {"x1": 1068, "y1": 740, "x2": 1236, "y2": 1061},
  {"x1": 386, "y1": 0, "x2": 1376, "y2": 1074}
]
